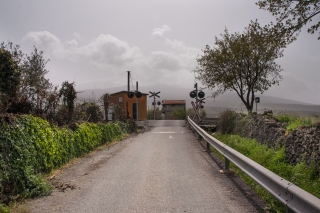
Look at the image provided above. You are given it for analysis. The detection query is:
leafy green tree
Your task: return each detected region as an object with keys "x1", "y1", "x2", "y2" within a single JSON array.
[
  {"x1": 0, "y1": 42, "x2": 24, "y2": 101},
  {"x1": 74, "y1": 101, "x2": 103, "y2": 123},
  {"x1": 59, "y1": 81, "x2": 77, "y2": 122},
  {"x1": 0, "y1": 49, "x2": 21, "y2": 112},
  {"x1": 0, "y1": 42, "x2": 24, "y2": 65},
  {"x1": 257, "y1": 0, "x2": 320, "y2": 40},
  {"x1": 194, "y1": 20, "x2": 286, "y2": 113},
  {"x1": 25, "y1": 48, "x2": 60, "y2": 116},
  {"x1": 86, "y1": 103, "x2": 103, "y2": 122},
  {"x1": 20, "y1": 47, "x2": 51, "y2": 92},
  {"x1": 171, "y1": 108, "x2": 186, "y2": 120},
  {"x1": 0, "y1": 42, "x2": 58, "y2": 115}
]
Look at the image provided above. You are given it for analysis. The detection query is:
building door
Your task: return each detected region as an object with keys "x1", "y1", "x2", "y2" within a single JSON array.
[
  {"x1": 133, "y1": 103, "x2": 137, "y2": 120},
  {"x1": 107, "y1": 105, "x2": 114, "y2": 121}
]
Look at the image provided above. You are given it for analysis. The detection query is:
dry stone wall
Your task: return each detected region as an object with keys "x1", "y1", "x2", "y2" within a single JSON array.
[
  {"x1": 233, "y1": 113, "x2": 320, "y2": 168},
  {"x1": 285, "y1": 123, "x2": 320, "y2": 166}
]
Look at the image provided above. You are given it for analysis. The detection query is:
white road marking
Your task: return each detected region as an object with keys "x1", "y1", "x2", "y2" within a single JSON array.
[{"x1": 152, "y1": 132, "x2": 177, "y2": 133}]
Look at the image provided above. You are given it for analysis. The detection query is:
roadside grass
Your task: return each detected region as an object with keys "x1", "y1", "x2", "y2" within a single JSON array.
[
  {"x1": 0, "y1": 203, "x2": 10, "y2": 213},
  {"x1": 273, "y1": 112, "x2": 320, "y2": 131},
  {"x1": 212, "y1": 133, "x2": 320, "y2": 213}
]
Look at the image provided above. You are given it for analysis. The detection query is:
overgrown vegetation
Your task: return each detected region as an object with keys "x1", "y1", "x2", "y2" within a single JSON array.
[
  {"x1": 147, "y1": 108, "x2": 162, "y2": 120},
  {"x1": 0, "y1": 41, "x2": 137, "y2": 209},
  {"x1": 218, "y1": 109, "x2": 320, "y2": 133},
  {"x1": 274, "y1": 113, "x2": 320, "y2": 131},
  {"x1": 171, "y1": 108, "x2": 186, "y2": 120},
  {"x1": 0, "y1": 114, "x2": 129, "y2": 205},
  {"x1": 214, "y1": 109, "x2": 320, "y2": 212},
  {"x1": 213, "y1": 133, "x2": 320, "y2": 212},
  {"x1": 217, "y1": 109, "x2": 239, "y2": 134}
]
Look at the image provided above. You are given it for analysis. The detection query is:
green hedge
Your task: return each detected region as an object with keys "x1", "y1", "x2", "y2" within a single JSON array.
[{"x1": 0, "y1": 115, "x2": 129, "y2": 202}]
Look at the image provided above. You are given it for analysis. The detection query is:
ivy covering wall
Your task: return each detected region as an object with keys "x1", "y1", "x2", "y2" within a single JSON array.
[{"x1": 0, "y1": 115, "x2": 129, "y2": 203}]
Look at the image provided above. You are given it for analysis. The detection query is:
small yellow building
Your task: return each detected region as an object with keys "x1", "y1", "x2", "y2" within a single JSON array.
[{"x1": 109, "y1": 91, "x2": 148, "y2": 121}]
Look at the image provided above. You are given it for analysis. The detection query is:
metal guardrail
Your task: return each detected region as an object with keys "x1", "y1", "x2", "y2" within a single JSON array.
[{"x1": 187, "y1": 117, "x2": 320, "y2": 213}]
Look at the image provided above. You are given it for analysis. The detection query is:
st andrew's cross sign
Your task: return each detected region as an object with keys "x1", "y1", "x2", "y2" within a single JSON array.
[{"x1": 191, "y1": 101, "x2": 202, "y2": 123}]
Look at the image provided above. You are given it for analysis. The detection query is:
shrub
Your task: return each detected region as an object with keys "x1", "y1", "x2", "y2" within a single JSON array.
[
  {"x1": 218, "y1": 110, "x2": 238, "y2": 134},
  {"x1": 147, "y1": 108, "x2": 162, "y2": 120},
  {"x1": 0, "y1": 114, "x2": 129, "y2": 204},
  {"x1": 274, "y1": 113, "x2": 320, "y2": 131},
  {"x1": 171, "y1": 108, "x2": 186, "y2": 120}
]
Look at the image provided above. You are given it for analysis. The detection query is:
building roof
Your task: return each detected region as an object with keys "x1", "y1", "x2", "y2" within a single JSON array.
[
  {"x1": 162, "y1": 100, "x2": 186, "y2": 105},
  {"x1": 110, "y1": 90, "x2": 149, "y2": 96}
]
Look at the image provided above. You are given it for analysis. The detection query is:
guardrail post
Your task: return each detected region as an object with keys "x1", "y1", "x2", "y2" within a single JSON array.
[
  {"x1": 197, "y1": 132, "x2": 202, "y2": 140},
  {"x1": 286, "y1": 206, "x2": 293, "y2": 213},
  {"x1": 206, "y1": 141, "x2": 210, "y2": 152},
  {"x1": 225, "y1": 157, "x2": 230, "y2": 170}
]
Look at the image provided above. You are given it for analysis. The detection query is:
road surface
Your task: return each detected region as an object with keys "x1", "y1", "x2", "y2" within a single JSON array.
[{"x1": 29, "y1": 120, "x2": 264, "y2": 212}]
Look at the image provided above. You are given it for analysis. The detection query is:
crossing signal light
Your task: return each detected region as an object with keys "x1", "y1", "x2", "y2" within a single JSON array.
[
  {"x1": 190, "y1": 91, "x2": 196, "y2": 98},
  {"x1": 128, "y1": 91, "x2": 142, "y2": 98},
  {"x1": 136, "y1": 91, "x2": 142, "y2": 98},
  {"x1": 128, "y1": 92, "x2": 134, "y2": 98},
  {"x1": 198, "y1": 91, "x2": 205, "y2": 98}
]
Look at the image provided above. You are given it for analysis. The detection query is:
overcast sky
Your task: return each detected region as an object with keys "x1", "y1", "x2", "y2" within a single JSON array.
[{"x1": 1, "y1": 0, "x2": 319, "y2": 104}]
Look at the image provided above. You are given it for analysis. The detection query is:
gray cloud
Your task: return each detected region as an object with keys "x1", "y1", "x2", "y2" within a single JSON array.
[
  {"x1": 149, "y1": 51, "x2": 181, "y2": 70},
  {"x1": 22, "y1": 30, "x2": 200, "y2": 88},
  {"x1": 152, "y1": 25, "x2": 171, "y2": 38},
  {"x1": 23, "y1": 31, "x2": 63, "y2": 56}
]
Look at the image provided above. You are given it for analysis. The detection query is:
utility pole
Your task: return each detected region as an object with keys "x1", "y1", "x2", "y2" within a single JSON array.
[
  {"x1": 127, "y1": 71, "x2": 130, "y2": 118},
  {"x1": 127, "y1": 71, "x2": 130, "y2": 92},
  {"x1": 136, "y1": 81, "x2": 138, "y2": 121},
  {"x1": 126, "y1": 72, "x2": 142, "y2": 121},
  {"x1": 194, "y1": 83, "x2": 198, "y2": 108}
]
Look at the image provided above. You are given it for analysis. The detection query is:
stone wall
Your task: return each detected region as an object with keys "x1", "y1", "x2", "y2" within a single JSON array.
[
  {"x1": 285, "y1": 123, "x2": 320, "y2": 166},
  {"x1": 233, "y1": 113, "x2": 320, "y2": 168},
  {"x1": 240, "y1": 115, "x2": 287, "y2": 148}
]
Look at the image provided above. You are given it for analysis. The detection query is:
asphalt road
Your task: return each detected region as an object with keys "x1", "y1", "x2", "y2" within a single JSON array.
[{"x1": 29, "y1": 120, "x2": 264, "y2": 213}]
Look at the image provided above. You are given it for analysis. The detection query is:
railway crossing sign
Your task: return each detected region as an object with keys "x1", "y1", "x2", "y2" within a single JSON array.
[
  {"x1": 190, "y1": 83, "x2": 205, "y2": 123},
  {"x1": 191, "y1": 101, "x2": 202, "y2": 123},
  {"x1": 149, "y1": 91, "x2": 161, "y2": 120},
  {"x1": 149, "y1": 91, "x2": 160, "y2": 98}
]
